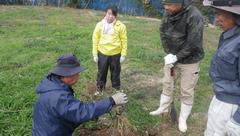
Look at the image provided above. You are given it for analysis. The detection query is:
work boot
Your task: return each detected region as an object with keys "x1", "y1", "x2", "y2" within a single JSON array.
[
  {"x1": 178, "y1": 103, "x2": 192, "y2": 133},
  {"x1": 149, "y1": 94, "x2": 172, "y2": 116}
]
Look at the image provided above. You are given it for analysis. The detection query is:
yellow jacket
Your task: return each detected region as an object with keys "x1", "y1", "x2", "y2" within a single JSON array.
[{"x1": 92, "y1": 20, "x2": 127, "y2": 57}]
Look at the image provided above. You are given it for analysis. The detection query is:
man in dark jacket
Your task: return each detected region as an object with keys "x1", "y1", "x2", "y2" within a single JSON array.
[
  {"x1": 32, "y1": 54, "x2": 128, "y2": 136},
  {"x1": 203, "y1": 0, "x2": 240, "y2": 136},
  {"x1": 150, "y1": 0, "x2": 204, "y2": 133}
]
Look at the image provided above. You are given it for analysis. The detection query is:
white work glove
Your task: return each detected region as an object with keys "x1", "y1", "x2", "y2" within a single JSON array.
[
  {"x1": 164, "y1": 54, "x2": 177, "y2": 65},
  {"x1": 93, "y1": 56, "x2": 98, "y2": 63},
  {"x1": 120, "y1": 56, "x2": 125, "y2": 63},
  {"x1": 111, "y1": 92, "x2": 128, "y2": 106},
  {"x1": 226, "y1": 118, "x2": 240, "y2": 136}
]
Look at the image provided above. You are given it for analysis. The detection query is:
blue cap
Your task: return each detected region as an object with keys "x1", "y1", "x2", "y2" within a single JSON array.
[{"x1": 51, "y1": 53, "x2": 86, "y2": 76}]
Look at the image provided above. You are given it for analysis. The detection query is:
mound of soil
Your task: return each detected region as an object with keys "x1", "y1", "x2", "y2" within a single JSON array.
[{"x1": 78, "y1": 128, "x2": 138, "y2": 136}]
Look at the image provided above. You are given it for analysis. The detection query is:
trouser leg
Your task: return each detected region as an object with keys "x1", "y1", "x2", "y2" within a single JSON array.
[
  {"x1": 178, "y1": 62, "x2": 200, "y2": 105},
  {"x1": 150, "y1": 65, "x2": 179, "y2": 116},
  {"x1": 177, "y1": 62, "x2": 200, "y2": 132},
  {"x1": 204, "y1": 96, "x2": 238, "y2": 136},
  {"x1": 110, "y1": 54, "x2": 121, "y2": 90},
  {"x1": 96, "y1": 52, "x2": 109, "y2": 92}
]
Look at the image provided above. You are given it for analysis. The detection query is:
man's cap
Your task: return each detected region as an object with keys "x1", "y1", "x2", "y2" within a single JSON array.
[
  {"x1": 51, "y1": 53, "x2": 86, "y2": 76},
  {"x1": 203, "y1": 0, "x2": 240, "y2": 15}
]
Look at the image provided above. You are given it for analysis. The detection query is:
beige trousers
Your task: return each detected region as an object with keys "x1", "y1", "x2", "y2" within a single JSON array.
[{"x1": 162, "y1": 62, "x2": 200, "y2": 105}]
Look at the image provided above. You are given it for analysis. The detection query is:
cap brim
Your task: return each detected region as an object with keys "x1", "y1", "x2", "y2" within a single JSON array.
[
  {"x1": 203, "y1": 0, "x2": 240, "y2": 15},
  {"x1": 212, "y1": 6, "x2": 240, "y2": 15},
  {"x1": 51, "y1": 66, "x2": 86, "y2": 76}
]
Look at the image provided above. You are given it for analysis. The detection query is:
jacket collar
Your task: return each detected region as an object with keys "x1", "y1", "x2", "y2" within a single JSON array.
[
  {"x1": 50, "y1": 74, "x2": 74, "y2": 94},
  {"x1": 222, "y1": 25, "x2": 240, "y2": 40}
]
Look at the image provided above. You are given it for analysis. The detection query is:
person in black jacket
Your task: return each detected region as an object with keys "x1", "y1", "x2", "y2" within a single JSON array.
[{"x1": 149, "y1": 0, "x2": 204, "y2": 133}]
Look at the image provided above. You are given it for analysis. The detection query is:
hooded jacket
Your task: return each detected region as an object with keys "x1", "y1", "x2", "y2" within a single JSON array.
[
  {"x1": 160, "y1": 0, "x2": 204, "y2": 64},
  {"x1": 92, "y1": 20, "x2": 127, "y2": 57},
  {"x1": 32, "y1": 74, "x2": 113, "y2": 136}
]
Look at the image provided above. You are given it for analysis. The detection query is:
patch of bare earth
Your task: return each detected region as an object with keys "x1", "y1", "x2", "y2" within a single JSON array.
[{"x1": 121, "y1": 70, "x2": 162, "y2": 92}]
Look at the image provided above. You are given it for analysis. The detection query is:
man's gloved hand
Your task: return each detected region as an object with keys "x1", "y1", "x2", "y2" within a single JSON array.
[
  {"x1": 164, "y1": 54, "x2": 177, "y2": 65},
  {"x1": 111, "y1": 92, "x2": 128, "y2": 106},
  {"x1": 120, "y1": 56, "x2": 125, "y2": 63},
  {"x1": 93, "y1": 56, "x2": 98, "y2": 63}
]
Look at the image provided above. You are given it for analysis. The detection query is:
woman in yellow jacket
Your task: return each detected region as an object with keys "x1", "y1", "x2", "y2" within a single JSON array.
[{"x1": 92, "y1": 5, "x2": 127, "y2": 95}]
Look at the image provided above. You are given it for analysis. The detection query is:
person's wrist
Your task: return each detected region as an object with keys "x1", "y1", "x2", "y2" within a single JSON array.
[{"x1": 109, "y1": 97, "x2": 116, "y2": 106}]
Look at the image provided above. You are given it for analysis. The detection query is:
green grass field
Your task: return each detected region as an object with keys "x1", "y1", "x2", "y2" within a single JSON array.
[{"x1": 0, "y1": 5, "x2": 221, "y2": 136}]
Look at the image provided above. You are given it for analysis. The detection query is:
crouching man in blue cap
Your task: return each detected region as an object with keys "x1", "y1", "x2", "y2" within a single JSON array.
[{"x1": 32, "y1": 54, "x2": 128, "y2": 136}]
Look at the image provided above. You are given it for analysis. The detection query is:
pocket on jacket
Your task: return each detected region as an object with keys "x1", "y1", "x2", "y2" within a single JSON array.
[{"x1": 216, "y1": 50, "x2": 237, "y2": 80}]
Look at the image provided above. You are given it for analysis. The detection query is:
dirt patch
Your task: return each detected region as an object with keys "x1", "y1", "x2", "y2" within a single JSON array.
[
  {"x1": 77, "y1": 128, "x2": 138, "y2": 136},
  {"x1": 121, "y1": 70, "x2": 162, "y2": 92},
  {"x1": 143, "y1": 113, "x2": 204, "y2": 136},
  {"x1": 146, "y1": 124, "x2": 175, "y2": 136},
  {"x1": 84, "y1": 70, "x2": 163, "y2": 94},
  {"x1": 85, "y1": 81, "x2": 114, "y2": 95},
  {"x1": 76, "y1": 115, "x2": 139, "y2": 136}
]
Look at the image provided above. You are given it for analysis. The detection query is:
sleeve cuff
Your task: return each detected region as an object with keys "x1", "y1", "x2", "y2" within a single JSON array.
[
  {"x1": 109, "y1": 97, "x2": 116, "y2": 106},
  {"x1": 121, "y1": 53, "x2": 126, "y2": 56}
]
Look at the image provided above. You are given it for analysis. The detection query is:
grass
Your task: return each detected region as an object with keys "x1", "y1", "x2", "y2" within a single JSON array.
[{"x1": 0, "y1": 5, "x2": 221, "y2": 135}]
